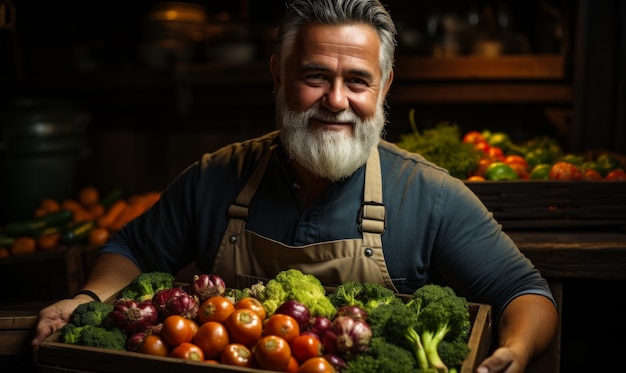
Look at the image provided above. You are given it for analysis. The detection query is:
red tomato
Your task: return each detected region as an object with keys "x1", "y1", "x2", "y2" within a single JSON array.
[
  {"x1": 466, "y1": 175, "x2": 485, "y2": 182},
  {"x1": 487, "y1": 146, "x2": 505, "y2": 161},
  {"x1": 291, "y1": 334, "x2": 323, "y2": 364},
  {"x1": 549, "y1": 162, "x2": 583, "y2": 180},
  {"x1": 504, "y1": 154, "x2": 528, "y2": 168},
  {"x1": 263, "y1": 314, "x2": 300, "y2": 344},
  {"x1": 254, "y1": 335, "x2": 292, "y2": 371},
  {"x1": 170, "y1": 342, "x2": 205, "y2": 361},
  {"x1": 235, "y1": 297, "x2": 267, "y2": 322},
  {"x1": 470, "y1": 157, "x2": 494, "y2": 177},
  {"x1": 605, "y1": 169, "x2": 626, "y2": 181},
  {"x1": 193, "y1": 321, "x2": 230, "y2": 360},
  {"x1": 297, "y1": 357, "x2": 336, "y2": 373},
  {"x1": 286, "y1": 356, "x2": 301, "y2": 372},
  {"x1": 220, "y1": 343, "x2": 255, "y2": 368},
  {"x1": 225, "y1": 308, "x2": 263, "y2": 347},
  {"x1": 138, "y1": 334, "x2": 170, "y2": 357},
  {"x1": 509, "y1": 162, "x2": 530, "y2": 180},
  {"x1": 462, "y1": 131, "x2": 486, "y2": 144},
  {"x1": 161, "y1": 315, "x2": 197, "y2": 347},
  {"x1": 583, "y1": 169, "x2": 603, "y2": 180},
  {"x1": 198, "y1": 296, "x2": 235, "y2": 325},
  {"x1": 473, "y1": 140, "x2": 490, "y2": 154}
]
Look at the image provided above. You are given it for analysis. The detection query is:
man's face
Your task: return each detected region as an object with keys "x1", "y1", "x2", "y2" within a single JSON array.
[{"x1": 274, "y1": 23, "x2": 393, "y2": 181}]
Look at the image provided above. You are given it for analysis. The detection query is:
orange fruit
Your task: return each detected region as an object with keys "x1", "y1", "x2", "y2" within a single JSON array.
[
  {"x1": 11, "y1": 237, "x2": 37, "y2": 256},
  {"x1": 78, "y1": 186, "x2": 100, "y2": 207},
  {"x1": 88, "y1": 227, "x2": 111, "y2": 246},
  {"x1": 37, "y1": 233, "x2": 61, "y2": 251},
  {"x1": 40, "y1": 198, "x2": 61, "y2": 213}
]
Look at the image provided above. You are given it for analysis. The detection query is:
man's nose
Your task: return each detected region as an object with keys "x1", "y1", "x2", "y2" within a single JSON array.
[{"x1": 322, "y1": 82, "x2": 349, "y2": 112}]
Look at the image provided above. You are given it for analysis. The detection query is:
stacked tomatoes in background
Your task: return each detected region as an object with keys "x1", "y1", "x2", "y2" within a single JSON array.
[
  {"x1": 462, "y1": 130, "x2": 626, "y2": 181},
  {"x1": 111, "y1": 273, "x2": 338, "y2": 373}
]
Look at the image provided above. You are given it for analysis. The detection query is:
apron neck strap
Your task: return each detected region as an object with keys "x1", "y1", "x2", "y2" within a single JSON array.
[
  {"x1": 360, "y1": 145, "x2": 385, "y2": 246},
  {"x1": 227, "y1": 144, "x2": 275, "y2": 220}
]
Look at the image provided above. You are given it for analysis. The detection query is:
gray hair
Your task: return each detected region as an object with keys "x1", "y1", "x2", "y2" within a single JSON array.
[{"x1": 276, "y1": 0, "x2": 397, "y2": 86}]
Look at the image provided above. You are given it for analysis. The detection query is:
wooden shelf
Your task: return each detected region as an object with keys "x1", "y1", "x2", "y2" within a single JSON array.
[{"x1": 394, "y1": 54, "x2": 567, "y2": 80}]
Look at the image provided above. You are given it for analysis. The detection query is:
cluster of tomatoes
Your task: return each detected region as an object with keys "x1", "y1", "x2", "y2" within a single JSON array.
[{"x1": 136, "y1": 295, "x2": 335, "y2": 373}]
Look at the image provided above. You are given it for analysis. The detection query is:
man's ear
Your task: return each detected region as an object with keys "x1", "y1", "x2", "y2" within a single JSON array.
[
  {"x1": 270, "y1": 54, "x2": 281, "y2": 90},
  {"x1": 382, "y1": 69, "x2": 394, "y2": 97}
]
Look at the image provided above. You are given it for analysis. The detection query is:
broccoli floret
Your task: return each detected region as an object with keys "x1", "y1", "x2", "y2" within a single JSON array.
[
  {"x1": 118, "y1": 271, "x2": 175, "y2": 301},
  {"x1": 257, "y1": 269, "x2": 336, "y2": 319},
  {"x1": 224, "y1": 287, "x2": 251, "y2": 304},
  {"x1": 60, "y1": 324, "x2": 127, "y2": 350},
  {"x1": 343, "y1": 336, "x2": 417, "y2": 373},
  {"x1": 438, "y1": 339, "x2": 471, "y2": 369},
  {"x1": 406, "y1": 284, "x2": 471, "y2": 372},
  {"x1": 71, "y1": 301, "x2": 114, "y2": 327},
  {"x1": 328, "y1": 281, "x2": 402, "y2": 313}
]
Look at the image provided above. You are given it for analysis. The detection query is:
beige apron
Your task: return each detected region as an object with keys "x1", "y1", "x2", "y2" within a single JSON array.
[{"x1": 210, "y1": 144, "x2": 398, "y2": 293}]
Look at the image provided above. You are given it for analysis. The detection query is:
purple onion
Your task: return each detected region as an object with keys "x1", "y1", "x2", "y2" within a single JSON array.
[
  {"x1": 108, "y1": 299, "x2": 158, "y2": 335},
  {"x1": 324, "y1": 353, "x2": 347, "y2": 371},
  {"x1": 152, "y1": 287, "x2": 187, "y2": 319},
  {"x1": 126, "y1": 331, "x2": 147, "y2": 352},
  {"x1": 306, "y1": 316, "x2": 332, "y2": 337},
  {"x1": 186, "y1": 274, "x2": 226, "y2": 304},
  {"x1": 275, "y1": 300, "x2": 312, "y2": 330},
  {"x1": 321, "y1": 316, "x2": 372, "y2": 354},
  {"x1": 335, "y1": 305, "x2": 368, "y2": 322},
  {"x1": 164, "y1": 291, "x2": 199, "y2": 320}
]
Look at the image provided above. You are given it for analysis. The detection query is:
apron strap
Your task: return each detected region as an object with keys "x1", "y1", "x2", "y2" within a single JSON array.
[
  {"x1": 227, "y1": 145, "x2": 275, "y2": 220},
  {"x1": 360, "y1": 146, "x2": 385, "y2": 249}
]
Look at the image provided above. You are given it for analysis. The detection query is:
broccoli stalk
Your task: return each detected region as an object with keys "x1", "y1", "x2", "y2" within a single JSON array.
[
  {"x1": 402, "y1": 285, "x2": 471, "y2": 373},
  {"x1": 406, "y1": 325, "x2": 431, "y2": 371}
]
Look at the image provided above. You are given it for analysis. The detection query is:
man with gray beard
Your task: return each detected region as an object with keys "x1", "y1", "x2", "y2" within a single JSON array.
[{"x1": 33, "y1": 1, "x2": 557, "y2": 372}]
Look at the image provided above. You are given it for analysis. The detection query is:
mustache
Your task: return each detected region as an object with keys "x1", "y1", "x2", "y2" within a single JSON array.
[{"x1": 309, "y1": 107, "x2": 359, "y2": 125}]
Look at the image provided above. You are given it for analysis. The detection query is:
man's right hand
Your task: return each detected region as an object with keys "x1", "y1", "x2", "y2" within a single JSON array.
[{"x1": 31, "y1": 297, "x2": 89, "y2": 349}]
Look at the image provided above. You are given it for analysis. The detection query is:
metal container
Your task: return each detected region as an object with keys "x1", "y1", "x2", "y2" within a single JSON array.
[{"x1": 0, "y1": 99, "x2": 89, "y2": 225}]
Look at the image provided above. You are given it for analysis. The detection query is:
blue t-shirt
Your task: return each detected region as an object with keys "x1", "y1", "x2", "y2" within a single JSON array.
[{"x1": 101, "y1": 131, "x2": 554, "y2": 319}]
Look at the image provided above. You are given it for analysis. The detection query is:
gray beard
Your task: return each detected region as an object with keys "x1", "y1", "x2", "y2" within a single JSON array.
[{"x1": 276, "y1": 92, "x2": 386, "y2": 182}]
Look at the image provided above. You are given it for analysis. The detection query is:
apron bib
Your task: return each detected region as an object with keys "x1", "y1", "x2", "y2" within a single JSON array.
[{"x1": 211, "y1": 144, "x2": 398, "y2": 292}]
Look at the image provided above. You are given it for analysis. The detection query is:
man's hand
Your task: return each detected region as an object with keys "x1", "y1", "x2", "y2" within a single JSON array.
[
  {"x1": 477, "y1": 347, "x2": 524, "y2": 373},
  {"x1": 31, "y1": 298, "x2": 86, "y2": 349}
]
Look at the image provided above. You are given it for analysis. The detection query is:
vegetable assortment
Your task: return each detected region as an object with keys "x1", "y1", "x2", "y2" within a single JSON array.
[
  {"x1": 395, "y1": 111, "x2": 626, "y2": 182},
  {"x1": 0, "y1": 186, "x2": 161, "y2": 258},
  {"x1": 61, "y1": 270, "x2": 474, "y2": 373}
]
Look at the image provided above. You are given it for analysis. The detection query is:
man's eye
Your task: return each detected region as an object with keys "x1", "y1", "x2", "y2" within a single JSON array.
[
  {"x1": 305, "y1": 73, "x2": 325, "y2": 81},
  {"x1": 346, "y1": 77, "x2": 367, "y2": 85}
]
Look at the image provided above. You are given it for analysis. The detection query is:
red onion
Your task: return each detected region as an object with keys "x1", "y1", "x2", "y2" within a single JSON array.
[
  {"x1": 306, "y1": 316, "x2": 332, "y2": 337},
  {"x1": 126, "y1": 331, "x2": 147, "y2": 352},
  {"x1": 108, "y1": 299, "x2": 158, "y2": 335},
  {"x1": 321, "y1": 316, "x2": 371, "y2": 354},
  {"x1": 335, "y1": 305, "x2": 368, "y2": 322},
  {"x1": 324, "y1": 353, "x2": 347, "y2": 371},
  {"x1": 186, "y1": 274, "x2": 226, "y2": 304},
  {"x1": 152, "y1": 287, "x2": 187, "y2": 318},
  {"x1": 164, "y1": 291, "x2": 199, "y2": 320},
  {"x1": 275, "y1": 300, "x2": 312, "y2": 330}
]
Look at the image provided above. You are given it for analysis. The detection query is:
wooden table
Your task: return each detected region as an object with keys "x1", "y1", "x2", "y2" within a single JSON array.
[{"x1": 509, "y1": 230, "x2": 626, "y2": 373}]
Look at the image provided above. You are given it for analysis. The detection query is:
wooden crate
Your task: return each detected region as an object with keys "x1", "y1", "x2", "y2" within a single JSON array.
[
  {"x1": 466, "y1": 180, "x2": 626, "y2": 230},
  {"x1": 0, "y1": 310, "x2": 39, "y2": 356},
  {"x1": 37, "y1": 303, "x2": 492, "y2": 373}
]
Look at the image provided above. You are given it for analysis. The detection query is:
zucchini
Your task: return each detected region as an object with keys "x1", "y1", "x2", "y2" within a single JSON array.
[
  {"x1": 0, "y1": 235, "x2": 15, "y2": 248},
  {"x1": 100, "y1": 188, "x2": 124, "y2": 209},
  {"x1": 61, "y1": 220, "x2": 94, "y2": 245},
  {"x1": 2, "y1": 209, "x2": 74, "y2": 237}
]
